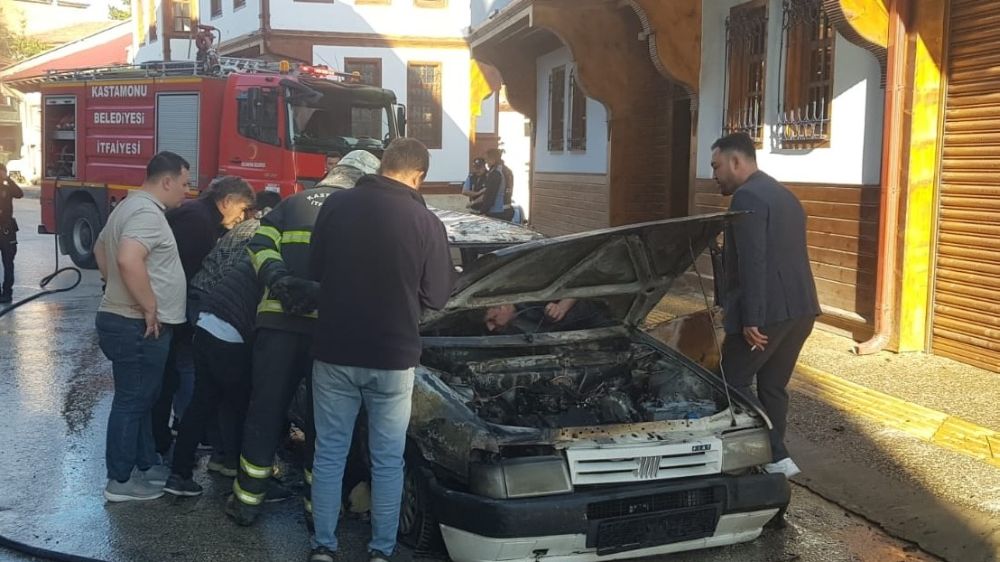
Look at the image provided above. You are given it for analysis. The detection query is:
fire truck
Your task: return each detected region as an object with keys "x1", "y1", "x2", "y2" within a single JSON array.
[{"x1": 8, "y1": 54, "x2": 404, "y2": 268}]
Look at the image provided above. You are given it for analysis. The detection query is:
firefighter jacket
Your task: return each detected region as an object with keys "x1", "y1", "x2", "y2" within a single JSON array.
[{"x1": 246, "y1": 187, "x2": 336, "y2": 335}]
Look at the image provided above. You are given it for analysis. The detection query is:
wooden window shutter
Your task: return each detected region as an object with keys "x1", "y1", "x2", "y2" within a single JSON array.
[{"x1": 548, "y1": 65, "x2": 566, "y2": 152}]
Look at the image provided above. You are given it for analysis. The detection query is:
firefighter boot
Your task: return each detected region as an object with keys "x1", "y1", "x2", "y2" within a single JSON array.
[{"x1": 225, "y1": 493, "x2": 261, "y2": 527}]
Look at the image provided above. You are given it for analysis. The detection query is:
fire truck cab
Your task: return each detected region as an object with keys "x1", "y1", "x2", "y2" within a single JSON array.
[{"x1": 9, "y1": 58, "x2": 403, "y2": 268}]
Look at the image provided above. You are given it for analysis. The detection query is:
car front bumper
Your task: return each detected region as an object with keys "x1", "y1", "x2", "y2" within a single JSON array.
[{"x1": 425, "y1": 471, "x2": 789, "y2": 562}]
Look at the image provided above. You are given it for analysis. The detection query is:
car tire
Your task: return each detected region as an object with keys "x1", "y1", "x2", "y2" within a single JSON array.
[
  {"x1": 398, "y1": 451, "x2": 445, "y2": 556},
  {"x1": 765, "y1": 505, "x2": 788, "y2": 530},
  {"x1": 60, "y1": 201, "x2": 100, "y2": 269}
]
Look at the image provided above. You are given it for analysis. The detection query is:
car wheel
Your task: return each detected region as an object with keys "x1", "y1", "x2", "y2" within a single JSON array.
[
  {"x1": 398, "y1": 452, "x2": 444, "y2": 556},
  {"x1": 60, "y1": 201, "x2": 100, "y2": 269},
  {"x1": 765, "y1": 505, "x2": 788, "y2": 530}
]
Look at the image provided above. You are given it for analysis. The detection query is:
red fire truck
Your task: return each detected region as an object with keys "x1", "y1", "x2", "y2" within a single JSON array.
[{"x1": 8, "y1": 56, "x2": 404, "y2": 268}]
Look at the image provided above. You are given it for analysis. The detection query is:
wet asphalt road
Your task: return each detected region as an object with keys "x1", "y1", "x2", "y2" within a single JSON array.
[{"x1": 0, "y1": 197, "x2": 941, "y2": 562}]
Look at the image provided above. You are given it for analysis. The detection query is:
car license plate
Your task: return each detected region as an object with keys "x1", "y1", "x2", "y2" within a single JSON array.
[{"x1": 594, "y1": 506, "x2": 719, "y2": 555}]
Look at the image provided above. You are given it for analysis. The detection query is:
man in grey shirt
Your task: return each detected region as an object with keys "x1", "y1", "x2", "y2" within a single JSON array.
[{"x1": 94, "y1": 151, "x2": 190, "y2": 502}]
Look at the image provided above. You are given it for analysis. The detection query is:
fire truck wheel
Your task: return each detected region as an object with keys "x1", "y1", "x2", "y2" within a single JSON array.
[{"x1": 61, "y1": 202, "x2": 100, "y2": 269}]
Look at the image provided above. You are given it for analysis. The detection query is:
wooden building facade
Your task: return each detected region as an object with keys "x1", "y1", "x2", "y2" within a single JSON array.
[{"x1": 471, "y1": 0, "x2": 1000, "y2": 372}]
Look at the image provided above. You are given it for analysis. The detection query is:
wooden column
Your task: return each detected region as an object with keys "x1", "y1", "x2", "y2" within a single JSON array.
[{"x1": 533, "y1": 0, "x2": 690, "y2": 225}]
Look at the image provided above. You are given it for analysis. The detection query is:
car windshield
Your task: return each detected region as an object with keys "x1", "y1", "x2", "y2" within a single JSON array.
[{"x1": 285, "y1": 79, "x2": 394, "y2": 156}]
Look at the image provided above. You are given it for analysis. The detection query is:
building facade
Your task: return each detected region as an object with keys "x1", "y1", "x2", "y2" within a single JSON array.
[
  {"x1": 131, "y1": 0, "x2": 501, "y2": 188},
  {"x1": 472, "y1": 0, "x2": 1000, "y2": 372}
]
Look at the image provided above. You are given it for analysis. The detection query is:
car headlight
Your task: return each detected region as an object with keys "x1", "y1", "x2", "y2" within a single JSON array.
[
  {"x1": 469, "y1": 456, "x2": 573, "y2": 499},
  {"x1": 721, "y1": 428, "x2": 772, "y2": 473}
]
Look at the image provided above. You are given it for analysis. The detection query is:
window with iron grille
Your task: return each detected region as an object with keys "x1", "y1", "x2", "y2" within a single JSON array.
[
  {"x1": 172, "y1": 0, "x2": 192, "y2": 33},
  {"x1": 211, "y1": 0, "x2": 222, "y2": 17},
  {"x1": 407, "y1": 62, "x2": 442, "y2": 149},
  {"x1": 778, "y1": 0, "x2": 835, "y2": 147},
  {"x1": 568, "y1": 69, "x2": 587, "y2": 151},
  {"x1": 723, "y1": 0, "x2": 767, "y2": 147},
  {"x1": 547, "y1": 65, "x2": 566, "y2": 152},
  {"x1": 346, "y1": 58, "x2": 384, "y2": 140},
  {"x1": 234, "y1": 0, "x2": 244, "y2": 10}
]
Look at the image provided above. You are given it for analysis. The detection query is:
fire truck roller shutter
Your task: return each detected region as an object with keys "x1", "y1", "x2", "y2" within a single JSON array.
[{"x1": 156, "y1": 93, "x2": 200, "y2": 188}]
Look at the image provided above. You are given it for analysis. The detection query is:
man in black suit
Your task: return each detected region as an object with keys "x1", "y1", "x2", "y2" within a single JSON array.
[{"x1": 711, "y1": 133, "x2": 820, "y2": 478}]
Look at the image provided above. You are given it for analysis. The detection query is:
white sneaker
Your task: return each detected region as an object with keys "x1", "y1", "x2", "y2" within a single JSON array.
[{"x1": 763, "y1": 457, "x2": 801, "y2": 478}]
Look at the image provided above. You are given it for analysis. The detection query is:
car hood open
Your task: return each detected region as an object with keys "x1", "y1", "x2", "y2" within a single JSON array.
[{"x1": 422, "y1": 212, "x2": 738, "y2": 329}]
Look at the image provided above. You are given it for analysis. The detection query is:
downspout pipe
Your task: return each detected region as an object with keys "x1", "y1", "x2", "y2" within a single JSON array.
[
  {"x1": 856, "y1": 0, "x2": 911, "y2": 355},
  {"x1": 260, "y1": 0, "x2": 272, "y2": 56}
]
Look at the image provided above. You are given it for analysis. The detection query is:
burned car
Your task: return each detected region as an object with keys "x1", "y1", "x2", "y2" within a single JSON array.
[{"x1": 400, "y1": 212, "x2": 789, "y2": 561}]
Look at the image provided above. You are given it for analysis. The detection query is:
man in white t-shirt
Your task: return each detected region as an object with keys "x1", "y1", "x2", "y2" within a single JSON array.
[{"x1": 94, "y1": 151, "x2": 190, "y2": 502}]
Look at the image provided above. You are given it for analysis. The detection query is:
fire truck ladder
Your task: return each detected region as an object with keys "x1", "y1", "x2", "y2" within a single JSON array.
[{"x1": 5, "y1": 57, "x2": 287, "y2": 88}]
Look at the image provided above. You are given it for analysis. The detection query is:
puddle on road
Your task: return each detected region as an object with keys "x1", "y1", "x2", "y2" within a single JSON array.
[{"x1": 61, "y1": 339, "x2": 113, "y2": 434}]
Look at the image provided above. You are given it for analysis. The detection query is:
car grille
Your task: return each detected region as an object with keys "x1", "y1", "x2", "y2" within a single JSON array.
[
  {"x1": 565, "y1": 439, "x2": 722, "y2": 485},
  {"x1": 586, "y1": 487, "x2": 718, "y2": 520},
  {"x1": 593, "y1": 506, "x2": 720, "y2": 555}
]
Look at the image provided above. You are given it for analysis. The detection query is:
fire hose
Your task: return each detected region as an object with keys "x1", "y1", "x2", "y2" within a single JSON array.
[
  {"x1": 0, "y1": 265, "x2": 81, "y2": 318},
  {"x1": 0, "y1": 244, "x2": 95, "y2": 559}
]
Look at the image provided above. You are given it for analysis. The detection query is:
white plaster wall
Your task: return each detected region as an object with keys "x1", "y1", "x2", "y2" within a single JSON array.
[
  {"x1": 11, "y1": 92, "x2": 43, "y2": 182},
  {"x1": 695, "y1": 0, "x2": 884, "y2": 185},
  {"x1": 498, "y1": 107, "x2": 531, "y2": 217},
  {"x1": 202, "y1": 0, "x2": 261, "y2": 49},
  {"x1": 168, "y1": 38, "x2": 198, "y2": 61},
  {"x1": 271, "y1": 0, "x2": 469, "y2": 38},
  {"x1": 313, "y1": 45, "x2": 471, "y2": 183},
  {"x1": 134, "y1": 35, "x2": 181, "y2": 64},
  {"x1": 475, "y1": 92, "x2": 497, "y2": 134},
  {"x1": 6, "y1": 0, "x2": 114, "y2": 35},
  {"x1": 534, "y1": 47, "x2": 609, "y2": 175}
]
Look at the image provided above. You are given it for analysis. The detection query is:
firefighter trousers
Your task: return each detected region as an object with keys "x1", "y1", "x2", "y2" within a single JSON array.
[{"x1": 233, "y1": 328, "x2": 315, "y2": 511}]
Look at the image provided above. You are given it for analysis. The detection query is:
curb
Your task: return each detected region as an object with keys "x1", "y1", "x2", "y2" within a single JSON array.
[{"x1": 791, "y1": 362, "x2": 1000, "y2": 468}]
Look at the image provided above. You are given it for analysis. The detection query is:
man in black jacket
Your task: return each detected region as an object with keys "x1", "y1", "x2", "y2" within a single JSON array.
[
  {"x1": 711, "y1": 133, "x2": 820, "y2": 478},
  {"x1": 0, "y1": 163, "x2": 24, "y2": 304},
  {"x1": 471, "y1": 149, "x2": 505, "y2": 218},
  {"x1": 152, "y1": 177, "x2": 255, "y2": 456},
  {"x1": 163, "y1": 190, "x2": 280, "y2": 496},
  {"x1": 307, "y1": 138, "x2": 453, "y2": 562}
]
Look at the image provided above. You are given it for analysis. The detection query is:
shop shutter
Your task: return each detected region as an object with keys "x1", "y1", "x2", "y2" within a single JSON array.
[
  {"x1": 932, "y1": 0, "x2": 1000, "y2": 371},
  {"x1": 156, "y1": 93, "x2": 200, "y2": 186}
]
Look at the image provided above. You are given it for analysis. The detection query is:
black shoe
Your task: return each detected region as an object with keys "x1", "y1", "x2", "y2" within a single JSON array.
[
  {"x1": 368, "y1": 550, "x2": 393, "y2": 562},
  {"x1": 164, "y1": 474, "x2": 203, "y2": 497},
  {"x1": 308, "y1": 546, "x2": 337, "y2": 562},
  {"x1": 225, "y1": 494, "x2": 260, "y2": 526},
  {"x1": 0, "y1": 293, "x2": 11, "y2": 304},
  {"x1": 264, "y1": 478, "x2": 295, "y2": 503}
]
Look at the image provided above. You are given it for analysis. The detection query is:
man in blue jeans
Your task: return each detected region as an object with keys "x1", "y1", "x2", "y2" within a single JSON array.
[
  {"x1": 307, "y1": 138, "x2": 453, "y2": 562},
  {"x1": 94, "y1": 152, "x2": 191, "y2": 502}
]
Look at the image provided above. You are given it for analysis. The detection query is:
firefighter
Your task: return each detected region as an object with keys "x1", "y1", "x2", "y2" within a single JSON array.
[
  {"x1": 0, "y1": 162, "x2": 23, "y2": 304},
  {"x1": 227, "y1": 149, "x2": 381, "y2": 527}
]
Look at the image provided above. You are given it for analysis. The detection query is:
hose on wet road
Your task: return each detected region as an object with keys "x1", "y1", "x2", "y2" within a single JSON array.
[
  {"x1": 0, "y1": 266, "x2": 82, "y2": 319},
  {"x1": 0, "y1": 533, "x2": 105, "y2": 562}
]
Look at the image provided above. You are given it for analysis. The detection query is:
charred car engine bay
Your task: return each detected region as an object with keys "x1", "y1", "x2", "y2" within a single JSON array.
[{"x1": 422, "y1": 339, "x2": 723, "y2": 429}]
